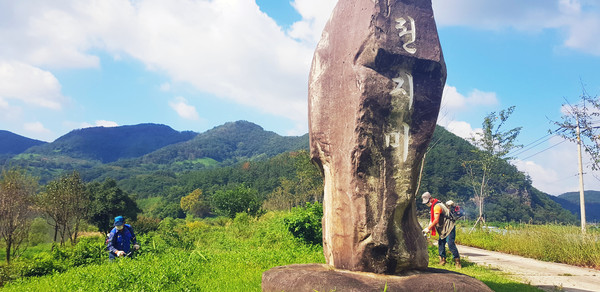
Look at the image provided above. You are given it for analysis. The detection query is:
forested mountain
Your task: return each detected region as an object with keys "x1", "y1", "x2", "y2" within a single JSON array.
[
  {"x1": 1, "y1": 121, "x2": 576, "y2": 223},
  {"x1": 138, "y1": 120, "x2": 309, "y2": 165},
  {"x1": 0, "y1": 130, "x2": 47, "y2": 154},
  {"x1": 551, "y1": 191, "x2": 600, "y2": 222},
  {"x1": 3, "y1": 121, "x2": 309, "y2": 183},
  {"x1": 24, "y1": 124, "x2": 198, "y2": 163},
  {"x1": 418, "y1": 126, "x2": 575, "y2": 223}
]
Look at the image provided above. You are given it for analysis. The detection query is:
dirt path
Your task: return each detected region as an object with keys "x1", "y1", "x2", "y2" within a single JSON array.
[{"x1": 458, "y1": 244, "x2": 600, "y2": 292}]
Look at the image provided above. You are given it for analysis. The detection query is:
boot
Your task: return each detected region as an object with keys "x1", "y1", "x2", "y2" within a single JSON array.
[
  {"x1": 439, "y1": 256, "x2": 446, "y2": 266},
  {"x1": 454, "y1": 258, "x2": 462, "y2": 269}
]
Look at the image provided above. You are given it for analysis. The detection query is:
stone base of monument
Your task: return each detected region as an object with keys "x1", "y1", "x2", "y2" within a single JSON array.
[{"x1": 262, "y1": 264, "x2": 492, "y2": 292}]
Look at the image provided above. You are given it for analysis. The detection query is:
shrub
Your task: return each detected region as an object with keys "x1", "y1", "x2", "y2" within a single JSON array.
[
  {"x1": 211, "y1": 184, "x2": 262, "y2": 218},
  {"x1": 284, "y1": 202, "x2": 323, "y2": 245},
  {"x1": 131, "y1": 215, "x2": 161, "y2": 235},
  {"x1": 18, "y1": 253, "x2": 66, "y2": 277},
  {"x1": 69, "y1": 236, "x2": 105, "y2": 267}
]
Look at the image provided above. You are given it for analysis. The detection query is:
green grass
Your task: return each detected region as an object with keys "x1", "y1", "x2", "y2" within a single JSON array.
[
  {"x1": 427, "y1": 244, "x2": 542, "y2": 292},
  {"x1": 173, "y1": 158, "x2": 219, "y2": 167},
  {"x1": 1, "y1": 212, "x2": 324, "y2": 291},
  {"x1": 456, "y1": 223, "x2": 600, "y2": 269},
  {"x1": 1, "y1": 213, "x2": 543, "y2": 291}
]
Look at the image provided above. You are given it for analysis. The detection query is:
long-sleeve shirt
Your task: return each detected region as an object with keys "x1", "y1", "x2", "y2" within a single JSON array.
[{"x1": 107, "y1": 224, "x2": 137, "y2": 254}]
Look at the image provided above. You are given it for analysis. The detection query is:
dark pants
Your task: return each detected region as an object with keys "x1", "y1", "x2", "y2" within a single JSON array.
[
  {"x1": 438, "y1": 227, "x2": 460, "y2": 259},
  {"x1": 109, "y1": 252, "x2": 116, "y2": 261}
]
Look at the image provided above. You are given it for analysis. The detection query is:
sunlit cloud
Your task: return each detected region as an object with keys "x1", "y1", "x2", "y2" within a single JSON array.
[
  {"x1": 512, "y1": 135, "x2": 600, "y2": 195},
  {"x1": 169, "y1": 97, "x2": 199, "y2": 121},
  {"x1": 160, "y1": 82, "x2": 171, "y2": 92},
  {"x1": 432, "y1": 0, "x2": 600, "y2": 56},
  {"x1": 95, "y1": 120, "x2": 119, "y2": 127},
  {"x1": 0, "y1": 60, "x2": 66, "y2": 109},
  {"x1": 23, "y1": 121, "x2": 52, "y2": 136}
]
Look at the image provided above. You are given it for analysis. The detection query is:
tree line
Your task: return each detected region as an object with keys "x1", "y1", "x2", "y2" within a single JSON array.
[{"x1": 0, "y1": 169, "x2": 139, "y2": 263}]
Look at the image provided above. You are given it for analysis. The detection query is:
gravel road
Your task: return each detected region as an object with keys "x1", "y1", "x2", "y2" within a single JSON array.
[{"x1": 458, "y1": 245, "x2": 600, "y2": 292}]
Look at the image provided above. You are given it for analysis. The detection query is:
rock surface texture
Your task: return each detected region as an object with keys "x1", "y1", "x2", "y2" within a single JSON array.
[
  {"x1": 308, "y1": 0, "x2": 446, "y2": 273},
  {"x1": 262, "y1": 264, "x2": 493, "y2": 292}
]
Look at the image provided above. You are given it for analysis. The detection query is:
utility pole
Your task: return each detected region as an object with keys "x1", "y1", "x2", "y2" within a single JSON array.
[{"x1": 576, "y1": 118, "x2": 587, "y2": 234}]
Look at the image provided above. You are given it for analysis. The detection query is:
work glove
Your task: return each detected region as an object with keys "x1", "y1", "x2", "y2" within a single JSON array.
[
  {"x1": 422, "y1": 228, "x2": 429, "y2": 236},
  {"x1": 116, "y1": 250, "x2": 126, "y2": 257},
  {"x1": 133, "y1": 244, "x2": 140, "y2": 250}
]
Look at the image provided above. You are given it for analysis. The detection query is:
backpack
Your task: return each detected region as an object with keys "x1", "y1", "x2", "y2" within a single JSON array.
[{"x1": 446, "y1": 203, "x2": 464, "y2": 222}]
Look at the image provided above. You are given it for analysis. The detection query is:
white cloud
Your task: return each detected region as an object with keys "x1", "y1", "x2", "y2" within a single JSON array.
[
  {"x1": 23, "y1": 121, "x2": 52, "y2": 135},
  {"x1": 77, "y1": 120, "x2": 118, "y2": 129},
  {"x1": 288, "y1": 0, "x2": 338, "y2": 44},
  {"x1": 0, "y1": 97, "x2": 8, "y2": 109},
  {"x1": 169, "y1": 97, "x2": 199, "y2": 121},
  {"x1": 444, "y1": 121, "x2": 480, "y2": 141},
  {"x1": 440, "y1": 85, "x2": 498, "y2": 114},
  {"x1": 0, "y1": 1, "x2": 100, "y2": 68},
  {"x1": 0, "y1": 60, "x2": 66, "y2": 109},
  {"x1": 95, "y1": 120, "x2": 118, "y2": 127},
  {"x1": 438, "y1": 85, "x2": 497, "y2": 139},
  {"x1": 160, "y1": 82, "x2": 171, "y2": 92},
  {"x1": 432, "y1": 0, "x2": 600, "y2": 56},
  {"x1": 0, "y1": 0, "x2": 322, "y2": 131},
  {"x1": 512, "y1": 135, "x2": 600, "y2": 195}
]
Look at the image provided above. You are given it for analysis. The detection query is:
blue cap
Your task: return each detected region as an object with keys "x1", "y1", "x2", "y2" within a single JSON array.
[{"x1": 114, "y1": 216, "x2": 124, "y2": 226}]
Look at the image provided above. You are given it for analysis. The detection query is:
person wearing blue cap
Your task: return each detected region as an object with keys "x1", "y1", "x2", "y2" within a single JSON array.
[{"x1": 106, "y1": 216, "x2": 139, "y2": 260}]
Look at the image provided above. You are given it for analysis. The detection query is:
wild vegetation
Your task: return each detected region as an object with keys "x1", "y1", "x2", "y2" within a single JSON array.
[
  {"x1": 0, "y1": 119, "x2": 590, "y2": 290},
  {"x1": 457, "y1": 221, "x2": 600, "y2": 269},
  {"x1": 1, "y1": 208, "x2": 542, "y2": 291}
]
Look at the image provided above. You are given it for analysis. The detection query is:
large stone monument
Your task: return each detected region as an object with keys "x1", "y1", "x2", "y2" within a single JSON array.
[
  {"x1": 263, "y1": 0, "x2": 492, "y2": 290},
  {"x1": 308, "y1": 0, "x2": 444, "y2": 273}
]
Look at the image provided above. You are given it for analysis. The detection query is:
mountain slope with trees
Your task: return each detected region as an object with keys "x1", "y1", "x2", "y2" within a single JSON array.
[
  {"x1": 418, "y1": 126, "x2": 575, "y2": 223},
  {"x1": 550, "y1": 191, "x2": 600, "y2": 222},
  {"x1": 0, "y1": 130, "x2": 47, "y2": 155},
  {"x1": 138, "y1": 120, "x2": 309, "y2": 165},
  {"x1": 1, "y1": 121, "x2": 577, "y2": 224},
  {"x1": 24, "y1": 124, "x2": 197, "y2": 163}
]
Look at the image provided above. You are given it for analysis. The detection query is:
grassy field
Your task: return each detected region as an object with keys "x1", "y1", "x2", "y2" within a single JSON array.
[
  {"x1": 456, "y1": 222, "x2": 600, "y2": 269},
  {"x1": 1, "y1": 212, "x2": 542, "y2": 291}
]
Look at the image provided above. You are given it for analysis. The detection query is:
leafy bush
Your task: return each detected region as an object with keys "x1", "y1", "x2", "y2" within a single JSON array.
[
  {"x1": 131, "y1": 215, "x2": 161, "y2": 235},
  {"x1": 18, "y1": 252, "x2": 66, "y2": 277},
  {"x1": 284, "y1": 202, "x2": 323, "y2": 245},
  {"x1": 211, "y1": 184, "x2": 262, "y2": 218},
  {"x1": 69, "y1": 236, "x2": 105, "y2": 267}
]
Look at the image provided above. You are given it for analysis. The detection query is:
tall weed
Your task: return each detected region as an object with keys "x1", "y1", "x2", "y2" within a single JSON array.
[{"x1": 458, "y1": 224, "x2": 600, "y2": 268}]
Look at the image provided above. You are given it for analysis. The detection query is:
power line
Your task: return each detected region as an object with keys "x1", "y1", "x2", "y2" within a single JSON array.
[
  {"x1": 520, "y1": 139, "x2": 567, "y2": 160},
  {"x1": 508, "y1": 128, "x2": 567, "y2": 158},
  {"x1": 509, "y1": 133, "x2": 554, "y2": 157}
]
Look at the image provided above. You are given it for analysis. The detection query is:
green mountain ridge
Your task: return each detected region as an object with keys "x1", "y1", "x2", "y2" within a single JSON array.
[
  {"x1": 139, "y1": 120, "x2": 309, "y2": 165},
  {"x1": 23, "y1": 123, "x2": 198, "y2": 163},
  {"x1": 550, "y1": 191, "x2": 600, "y2": 222},
  {"x1": 0, "y1": 130, "x2": 47, "y2": 155},
  {"x1": 417, "y1": 126, "x2": 576, "y2": 223},
  {"x1": 1, "y1": 121, "x2": 577, "y2": 223}
]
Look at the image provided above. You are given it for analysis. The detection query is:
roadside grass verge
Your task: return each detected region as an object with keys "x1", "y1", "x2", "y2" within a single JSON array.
[
  {"x1": 427, "y1": 244, "x2": 543, "y2": 292},
  {"x1": 456, "y1": 223, "x2": 600, "y2": 269}
]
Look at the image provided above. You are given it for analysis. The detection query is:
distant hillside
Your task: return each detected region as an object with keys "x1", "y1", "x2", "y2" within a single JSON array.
[
  {"x1": 418, "y1": 126, "x2": 576, "y2": 224},
  {"x1": 24, "y1": 124, "x2": 197, "y2": 163},
  {"x1": 138, "y1": 120, "x2": 309, "y2": 165},
  {"x1": 1, "y1": 120, "x2": 578, "y2": 224},
  {"x1": 551, "y1": 191, "x2": 600, "y2": 222},
  {"x1": 0, "y1": 130, "x2": 47, "y2": 154}
]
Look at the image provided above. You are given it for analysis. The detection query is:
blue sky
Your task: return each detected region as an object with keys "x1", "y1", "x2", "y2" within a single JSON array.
[{"x1": 1, "y1": 0, "x2": 600, "y2": 195}]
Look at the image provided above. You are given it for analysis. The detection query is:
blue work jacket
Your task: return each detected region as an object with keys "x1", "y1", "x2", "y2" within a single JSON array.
[{"x1": 107, "y1": 224, "x2": 137, "y2": 254}]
